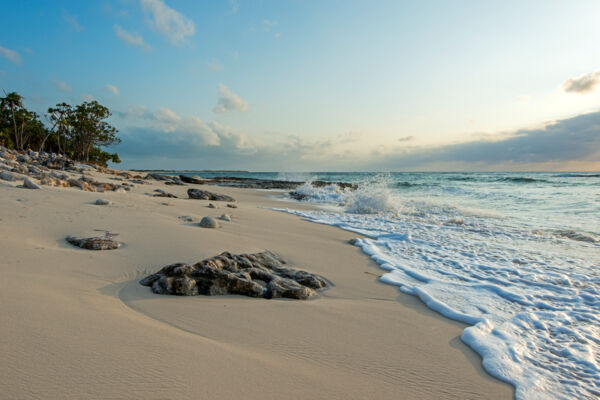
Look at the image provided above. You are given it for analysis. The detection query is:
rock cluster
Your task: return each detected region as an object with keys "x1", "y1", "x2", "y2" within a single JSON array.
[
  {"x1": 179, "y1": 175, "x2": 205, "y2": 184},
  {"x1": 187, "y1": 188, "x2": 236, "y2": 202},
  {"x1": 146, "y1": 173, "x2": 185, "y2": 185},
  {"x1": 0, "y1": 146, "x2": 141, "y2": 193},
  {"x1": 139, "y1": 251, "x2": 328, "y2": 299}
]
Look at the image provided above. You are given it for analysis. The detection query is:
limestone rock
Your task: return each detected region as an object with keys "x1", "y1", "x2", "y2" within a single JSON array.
[
  {"x1": 23, "y1": 178, "x2": 41, "y2": 189},
  {"x1": 219, "y1": 213, "x2": 231, "y2": 221},
  {"x1": 187, "y1": 189, "x2": 235, "y2": 202},
  {"x1": 139, "y1": 251, "x2": 328, "y2": 299},
  {"x1": 67, "y1": 178, "x2": 96, "y2": 192},
  {"x1": 0, "y1": 171, "x2": 17, "y2": 181},
  {"x1": 199, "y1": 216, "x2": 219, "y2": 229},
  {"x1": 66, "y1": 235, "x2": 121, "y2": 250}
]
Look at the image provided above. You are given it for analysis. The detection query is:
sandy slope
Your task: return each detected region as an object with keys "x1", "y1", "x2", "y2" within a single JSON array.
[{"x1": 0, "y1": 172, "x2": 514, "y2": 399}]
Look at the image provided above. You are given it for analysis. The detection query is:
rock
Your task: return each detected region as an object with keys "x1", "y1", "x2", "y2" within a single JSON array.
[
  {"x1": 193, "y1": 176, "x2": 358, "y2": 191},
  {"x1": 95, "y1": 199, "x2": 110, "y2": 205},
  {"x1": 179, "y1": 175, "x2": 205, "y2": 184},
  {"x1": 0, "y1": 171, "x2": 17, "y2": 181},
  {"x1": 114, "y1": 187, "x2": 127, "y2": 193},
  {"x1": 199, "y1": 216, "x2": 219, "y2": 229},
  {"x1": 219, "y1": 213, "x2": 231, "y2": 222},
  {"x1": 208, "y1": 203, "x2": 216, "y2": 208},
  {"x1": 187, "y1": 189, "x2": 235, "y2": 202},
  {"x1": 67, "y1": 178, "x2": 96, "y2": 192},
  {"x1": 66, "y1": 235, "x2": 121, "y2": 250},
  {"x1": 153, "y1": 192, "x2": 178, "y2": 198},
  {"x1": 226, "y1": 203, "x2": 238, "y2": 208},
  {"x1": 23, "y1": 178, "x2": 41, "y2": 189},
  {"x1": 146, "y1": 173, "x2": 185, "y2": 185},
  {"x1": 139, "y1": 251, "x2": 328, "y2": 299},
  {"x1": 178, "y1": 215, "x2": 195, "y2": 222}
]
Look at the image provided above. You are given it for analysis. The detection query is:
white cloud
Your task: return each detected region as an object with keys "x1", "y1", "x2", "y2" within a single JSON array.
[
  {"x1": 213, "y1": 84, "x2": 249, "y2": 113},
  {"x1": 398, "y1": 135, "x2": 414, "y2": 142},
  {"x1": 63, "y1": 12, "x2": 84, "y2": 32},
  {"x1": 140, "y1": 0, "x2": 195, "y2": 45},
  {"x1": 106, "y1": 84, "x2": 120, "y2": 96},
  {"x1": 263, "y1": 19, "x2": 277, "y2": 31},
  {"x1": 55, "y1": 80, "x2": 72, "y2": 92},
  {"x1": 82, "y1": 94, "x2": 95, "y2": 101},
  {"x1": 114, "y1": 25, "x2": 152, "y2": 51},
  {"x1": 563, "y1": 70, "x2": 600, "y2": 94},
  {"x1": 0, "y1": 45, "x2": 22, "y2": 65}
]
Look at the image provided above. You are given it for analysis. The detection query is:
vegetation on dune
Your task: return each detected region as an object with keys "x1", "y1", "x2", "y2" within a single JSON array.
[{"x1": 0, "y1": 91, "x2": 121, "y2": 166}]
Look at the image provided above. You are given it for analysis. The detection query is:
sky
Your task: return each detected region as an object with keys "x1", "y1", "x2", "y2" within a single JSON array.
[{"x1": 1, "y1": 0, "x2": 600, "y2": 171}]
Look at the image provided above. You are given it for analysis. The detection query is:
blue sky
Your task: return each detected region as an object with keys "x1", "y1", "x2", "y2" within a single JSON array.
[{"x1": 2, "y1": 0, "x2": 600, "y2": 171}]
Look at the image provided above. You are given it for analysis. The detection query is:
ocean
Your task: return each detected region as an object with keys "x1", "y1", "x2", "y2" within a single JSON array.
[{"x1": 185, "y1": 171, "x2": 600, "y2": 399}]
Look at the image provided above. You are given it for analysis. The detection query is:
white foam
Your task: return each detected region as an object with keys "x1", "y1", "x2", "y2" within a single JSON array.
[{"x1": 274, "y1": 206, "x2": 600, "y2": 399}]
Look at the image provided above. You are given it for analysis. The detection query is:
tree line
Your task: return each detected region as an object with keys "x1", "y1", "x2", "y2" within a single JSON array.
[{"x1": 0, "y1": 91, "x2": 121, "y2": 166}]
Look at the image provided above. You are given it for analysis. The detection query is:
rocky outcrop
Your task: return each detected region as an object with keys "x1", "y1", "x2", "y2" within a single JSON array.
[
  {"x1": 197, "y1": 176, "x2": 358, "y2": 191},
  {"x1": 66, "y1": 235, "x2": 121, "y2": 250},
  {"x1": 179, "y1": 175, "x2": 205, "y2": 184},
  {"x1": 139, "y1": 251, "x2": 328, "y2": 299},
  {"x1": 187, "y1": 189, "x2": 235, "y2": 202},
  {"x1": 146, "y1": 173, "x2": 185, "y2": 185}
]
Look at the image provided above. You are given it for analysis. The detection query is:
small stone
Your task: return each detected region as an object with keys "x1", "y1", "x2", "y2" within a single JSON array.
[
  {"x1": 95, "y1": 199, "x2": 110, "y2": 205},
  {"x1": 114, "y1": 187, "x2": 127, "y2": 193},
  {"x1": 208, "y1": 203, "x2": 216, "y2": 208},
  {"x1": 219, "y1": 213, "x2": 231, "y2": 222},
  {"x1": 199, "y1": 216, "x2": 219, "y2": 229},
  {"x1": 226, "y1": 203, "x2": 238, "y2": 208},
  {"x1": 23, "y1": 178, "x2": 41, "y2": 189}
]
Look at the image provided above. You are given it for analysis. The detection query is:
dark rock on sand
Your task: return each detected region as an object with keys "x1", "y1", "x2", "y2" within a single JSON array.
[
  {"x1": 153, "y1": 192, "x2": 178, "y2": 198},
  {"x1": 23, "y1": 177, "x2": 41, "y2": 189},
  {"x1": 187, "y1": 188, "x2": 235, "y2": 202},
  {"x1": 227, "y1": 203, "x2": 238, "y2": 208},
  {"x1": 66, "y1": 235, "x2": 121, "y2": 250},
  {"x1": 139, "y1": 251, "x2": 328, "y2": 299},
  {"x1": 179, "y1": 175, "x2": 205, "y2": 184}
]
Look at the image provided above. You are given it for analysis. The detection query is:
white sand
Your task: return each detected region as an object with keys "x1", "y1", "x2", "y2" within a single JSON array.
[{"x1": 0, "y1": 171, "x2": 514, "y2": 399}]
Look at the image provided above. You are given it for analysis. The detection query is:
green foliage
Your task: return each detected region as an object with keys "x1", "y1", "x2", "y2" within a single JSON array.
[{"x1": 0, "y1": 91, "x2": 121, "y2": 166}]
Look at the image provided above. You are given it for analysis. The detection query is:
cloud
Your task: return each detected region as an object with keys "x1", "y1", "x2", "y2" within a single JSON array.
[
  {"x1": 114, "y1": 25, "x2": 152, "y2": 51},
  {"x1": 398, "y1": 136, "x2": 415, "y2": 142},
  {"x1": 213, "y1": 84, "x2": 249, "y2": 113},
  {"x1": 364, "y1": 111, "x2": 600, "y2": 171},
  {"x1": 263, "y1": 19, "x2": 277, "y2": 31},
  {"x1": 55, "y1": 80, "x2": 72, "y2": 92},
  {"x1": 106, "y1": 84, "x2": 120, "y2": 96},
  {"x1": 81, "y1": 94, "x2": 95, "y2": 101},
  {"x1": 563, "y1": 70, "x2": 600, "y2": 94},
  {"x1": 63, "y1": 12, "x2": 84, "y2": 32},
  {"x1": 206, "y1": 59, "x2": 224, "y2": 72},
  {"x1": 0, "y1": 45, "x2": 22, "y2": 65},
  {"x1": 140, "y1": 0, "x2": 195, "y2": 45}
]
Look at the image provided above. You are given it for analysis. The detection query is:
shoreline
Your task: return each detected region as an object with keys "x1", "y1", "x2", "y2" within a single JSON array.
[{"x1": 0, "y1": 166, "x2": 513, "y2": 399}]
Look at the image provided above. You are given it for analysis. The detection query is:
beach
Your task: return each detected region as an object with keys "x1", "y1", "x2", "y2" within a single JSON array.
[{"x1": 0, "y1": 166, "x2": 513, "y2": 399}]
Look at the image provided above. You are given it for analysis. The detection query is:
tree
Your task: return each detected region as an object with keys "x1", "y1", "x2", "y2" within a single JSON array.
[
  {"x1": 44, "y1": 103, "x2": 73, "y2": 154},
  {"x1": 67, "y1": 101, "x2": 121, "y2": 162},
  {"x1": 0, "y1": 91, "x2": 25, "y2": 149}
]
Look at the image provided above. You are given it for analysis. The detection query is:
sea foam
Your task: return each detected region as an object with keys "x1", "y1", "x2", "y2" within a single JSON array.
[{"x1": 274, "y1": 178, "x2": 600, "y2": 399}]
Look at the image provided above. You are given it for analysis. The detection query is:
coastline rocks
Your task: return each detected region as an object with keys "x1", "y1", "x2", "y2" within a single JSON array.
[
  {"x1": 199, "y1": 216, "x2": 219, "y2": 228},
  {"x1": 146, "y1": 173, "x2": 185, "y2": 185},
  {"x1": 179, "y1": 175, "x2": 205, "y2": 184},
  {"x1": 0, "y1": 171, "x2": 17, "y2": 181},
  {"x1": 139, "y1": 251, "x2": 328, "y2": 299},
  {"x1": 188, "y1": 188, "x2": 235, "y2": 202},
  {"x1": 23, "y1": 178, "x2": 41, "y2": 189},
  {"x1": 66, "y1": 235, "x2": 121, "y2": 250}
]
